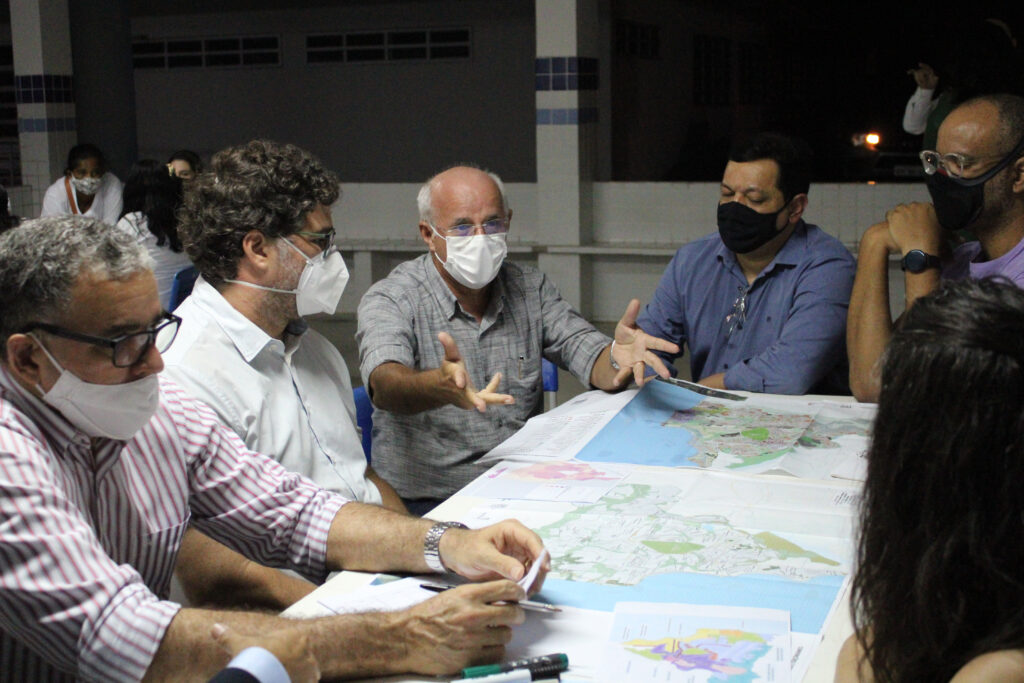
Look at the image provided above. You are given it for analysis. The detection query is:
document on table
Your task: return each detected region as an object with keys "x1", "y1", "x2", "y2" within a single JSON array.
[
  {"x1": 479, "y1": 389, "x2": 637, "y2": 464},
  {"x1": 316, "y1": 576, "x2": 436, "y2": 615},
  {"x1": 599, "y1": 602, "x2": 791, "y2": 683}
]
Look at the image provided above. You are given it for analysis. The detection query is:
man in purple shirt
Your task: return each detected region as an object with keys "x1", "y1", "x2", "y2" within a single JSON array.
[
  {"x1": 848, "y1": 93, "x2": 1024, "y2": 402},
  {"x1": 636, "y1": 132, "x2": 856, "y2": 395},
  {"x1": 0, "y1": 216, "x2": 548, "y2": 681}
]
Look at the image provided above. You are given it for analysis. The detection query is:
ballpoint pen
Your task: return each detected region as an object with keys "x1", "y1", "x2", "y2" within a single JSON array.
[{"x1": 418, "y1": 583, "x2": 561, "y2": 613}]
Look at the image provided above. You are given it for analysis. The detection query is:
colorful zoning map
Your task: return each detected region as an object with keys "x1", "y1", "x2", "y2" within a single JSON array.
[
  {"x1": 464, "y1": 466, "x2": 855, "y2": 634},
  {"x1": 602, "y1": 603, "x2": 791, "y2": 682},
  {"x1": 573, "y1": 381, "x2": 874, "y2": 478}
]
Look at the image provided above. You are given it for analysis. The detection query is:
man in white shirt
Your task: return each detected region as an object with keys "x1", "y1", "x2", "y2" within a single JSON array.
[{"x1": 163, "y1": 139, "x2": 404, "y2": 607}]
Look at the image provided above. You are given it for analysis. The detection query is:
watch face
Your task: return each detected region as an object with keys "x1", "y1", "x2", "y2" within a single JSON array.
[{"x1": 904, "y1": 250, "x2": 926, "y2": 272}]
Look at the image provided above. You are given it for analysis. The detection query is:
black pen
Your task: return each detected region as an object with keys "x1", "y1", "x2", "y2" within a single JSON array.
[{"x1": 419, "y1": 583, "x2": 561, "y2": 612}]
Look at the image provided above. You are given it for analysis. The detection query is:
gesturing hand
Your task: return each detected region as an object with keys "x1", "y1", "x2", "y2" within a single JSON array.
[
  {"x1": 907, "y1": 62, "x2": 938, "y2": 90},
  {"x1": 611, "y1": 299, "x2": 681, "y2": 387},
  {"x1": 437, "y1": 332, "x2": 514, "y2": 412}
]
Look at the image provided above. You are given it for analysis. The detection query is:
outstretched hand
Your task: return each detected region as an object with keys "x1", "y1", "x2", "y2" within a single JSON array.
[
  {"x1": 610, "y1": 299, "x2": 680, "y2": 387},
  {"x1": 437, "y1": 332, "x2": 514, "y2": 412}
]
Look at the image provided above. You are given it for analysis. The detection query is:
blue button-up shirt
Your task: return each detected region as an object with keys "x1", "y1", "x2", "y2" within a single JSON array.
[{"x1": 636, "y1": 222, "x2": 855, "y2": 394}]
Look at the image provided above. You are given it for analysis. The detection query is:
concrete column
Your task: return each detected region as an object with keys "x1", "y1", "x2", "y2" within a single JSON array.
[
  {"x1": 10, "y1": 0, "x2": 76, "y2": 215},
  {"x1": 535, "y1": 0, "x2": 601, "y2": 315}
]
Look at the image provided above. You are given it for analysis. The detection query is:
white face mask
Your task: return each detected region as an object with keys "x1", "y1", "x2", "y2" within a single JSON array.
[
  {"x1": 226, "y1": 238, "x2": 350, "y2": 317},
  {"x1": 431, "y1": 226, "x2": 507, "y2": 290},
  {"x1": 71, "y1": 176, "x2": 102, "y2": 196},
  {"x1": 32, "y1": 337, "x2": 159, "y2": 440}
]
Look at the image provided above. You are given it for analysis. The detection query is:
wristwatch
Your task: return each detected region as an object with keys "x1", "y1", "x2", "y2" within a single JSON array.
[
  {"x1": 423, "y1": 521, "x2": 468, "y2": 573},
  {"x1": 609, "y1": 340, "x2": 621, "y2": 370},
  {"x1": 900, "y1": 249, "x2": 942, "y2": 273}
]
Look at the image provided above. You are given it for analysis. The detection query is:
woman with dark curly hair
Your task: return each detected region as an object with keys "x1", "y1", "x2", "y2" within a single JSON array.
[
  {"x1": 115, "y1": 159, "x2": 193, "y2": 308},
  {"x1": 837, "y1": 277, "x2": 1024, "y2": 682}
]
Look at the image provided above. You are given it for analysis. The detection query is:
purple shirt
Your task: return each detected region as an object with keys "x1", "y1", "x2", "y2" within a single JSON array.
[
  {"x1": 0, "y1": 368, "x2": 347, "y2": 682},
  {"x1": 943, "y1": 235, "x2": 1024, "y2": 287},
  {"x1": 636, "y1": 222, "x2": 855, "y2": 394}
]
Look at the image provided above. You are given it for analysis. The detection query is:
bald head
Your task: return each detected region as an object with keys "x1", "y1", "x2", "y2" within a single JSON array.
[
  {"x1": 939, "y1": 94, "x2": 1024, "y2": 160},
  {"x1": 416, "y1": 165, "x2": 510, "y2": 225}
]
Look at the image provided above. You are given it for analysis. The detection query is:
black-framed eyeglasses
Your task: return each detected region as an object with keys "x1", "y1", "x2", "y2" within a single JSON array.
[
  {"x1": 723, "y1": 286, "x2": 748, "y2": 338},
  {"x1": 22, "y1": 312, "x2": 181, "y2": 367},
  {"x1": 293, "y1": 228, "x2": 336, "y2": 252}
]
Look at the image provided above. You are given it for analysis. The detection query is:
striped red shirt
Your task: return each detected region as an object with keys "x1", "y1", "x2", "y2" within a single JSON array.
[{"x1": 0, "y1": 367, "x2": 347, "y2": 681}]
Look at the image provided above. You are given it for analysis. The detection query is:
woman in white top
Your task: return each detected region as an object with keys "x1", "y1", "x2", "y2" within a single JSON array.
[
  {"x1": 115, "y1": 159, "x2": 193, "y2": 308},
  {"x1": 40, "y1": 143, "x2": 123, "y2": 226}
]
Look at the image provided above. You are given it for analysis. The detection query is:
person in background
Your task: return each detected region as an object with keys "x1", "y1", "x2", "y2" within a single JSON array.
[
  {"x1": 836, "y1": 278, "x2": 1024, "y2": 682},
  {"x1": 115, "y1": 159, "x2": 193, "y2": 308},
  {"x1": 168, "y1": 149, "x2": 203, "y2": 180},
  {"x1": 41, "y1": 143, "x2": 123, "y2": 225},
  {"x1": 636, "y1": 132, "x2": 855, "y2": 395}
]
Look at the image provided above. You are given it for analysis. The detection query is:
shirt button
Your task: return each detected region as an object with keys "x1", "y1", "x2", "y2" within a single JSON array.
[{"x1": 724, "y1": 364, "x2": 730, "y2": 369}]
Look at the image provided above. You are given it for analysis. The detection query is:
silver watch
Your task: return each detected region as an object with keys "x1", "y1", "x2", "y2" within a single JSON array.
[
  {"x1": 423, "y1": 521, "x2": 468, "y2": 573},
  {"x1": 609, "y1": 340, "x2": 621, "y2": 370}
]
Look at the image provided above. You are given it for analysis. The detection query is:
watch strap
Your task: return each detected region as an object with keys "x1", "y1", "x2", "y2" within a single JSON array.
[
  {"x1": 423, "y1": 521, "x2": 468, "y2": 573},
  {"x1": 609, "y1": 340, "x2": 621, "y2": 370},
  {"x1": 900, "y1": 249, "x2": 942, "y2": 273}
]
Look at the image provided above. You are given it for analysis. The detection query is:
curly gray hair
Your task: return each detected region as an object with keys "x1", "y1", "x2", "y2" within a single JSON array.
[
  {"x1": 178, "y1": 139, "x2": 340, "y2": 286},
  {"x1": 0, "y1": 216, "x2": 153, "y2": 355}
]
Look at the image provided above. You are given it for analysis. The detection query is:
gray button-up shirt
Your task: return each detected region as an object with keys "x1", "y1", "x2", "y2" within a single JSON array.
[{"x1": 357, "y1": 255, "x2": 610, "y2": 502}]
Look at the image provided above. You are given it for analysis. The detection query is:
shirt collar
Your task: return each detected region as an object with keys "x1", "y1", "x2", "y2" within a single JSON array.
[
  {"x1": 0, "y1": 364, "x2": 85, "y2": 449},
  {"x1": 419, "y1": 253, "x2": 507, "y2": 322},
  {"x1": 189, "y1": 277, "x2": 302, "y2": 362},
  {"x1": 715, "y1": 220, "x2": 808, "y2": 274}
]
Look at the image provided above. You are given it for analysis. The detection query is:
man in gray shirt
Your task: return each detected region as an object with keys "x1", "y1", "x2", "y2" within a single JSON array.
[{"x1": 357, "y1": 165, "x2": 677, "y2": 513}]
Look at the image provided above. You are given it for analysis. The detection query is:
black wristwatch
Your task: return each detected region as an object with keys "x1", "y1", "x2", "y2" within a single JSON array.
[{"x1": 900, "y1": 249, "x2": 942, "y2": 273}]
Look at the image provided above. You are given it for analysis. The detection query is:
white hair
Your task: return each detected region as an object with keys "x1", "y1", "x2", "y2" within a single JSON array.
[{"x1": 416, "y1": 164, "x2": 510, "y2": 224}]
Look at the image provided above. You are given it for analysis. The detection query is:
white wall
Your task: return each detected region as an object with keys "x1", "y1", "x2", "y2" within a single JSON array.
[{"x1": 331, "y1": 179, "x2": 926, "y2": 321}]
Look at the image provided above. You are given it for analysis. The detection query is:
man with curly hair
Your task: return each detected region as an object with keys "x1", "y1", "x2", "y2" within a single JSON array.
[{"x1": 163, "y1": 139, "x2": 404, "y2": 608}]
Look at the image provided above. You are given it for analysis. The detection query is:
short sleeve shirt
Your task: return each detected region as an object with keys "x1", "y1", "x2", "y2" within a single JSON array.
[{"x1": 357, "y1": 255, "x2": 610, "y2": 502}]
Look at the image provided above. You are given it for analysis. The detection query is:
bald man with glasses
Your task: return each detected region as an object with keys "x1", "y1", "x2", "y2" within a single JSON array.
[{"x1": 848, "y1": 93, "x2": 1024, "y2": 402}]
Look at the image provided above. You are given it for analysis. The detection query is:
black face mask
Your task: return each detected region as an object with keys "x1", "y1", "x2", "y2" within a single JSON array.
[
  {"x1": 925, "y1": 166, "x2": 991, "y2": 232},
  {"x1": 925, "y1": 137, "x2": 1024, "y2": 232},
  {"x1": 717, "y1": 200, "x2": 787, "y2": 254}
]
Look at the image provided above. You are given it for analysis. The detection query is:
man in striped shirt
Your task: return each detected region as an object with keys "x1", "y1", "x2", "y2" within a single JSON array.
[{"x1": 0, "y1": 215, "x2": 548, "y2": 681}]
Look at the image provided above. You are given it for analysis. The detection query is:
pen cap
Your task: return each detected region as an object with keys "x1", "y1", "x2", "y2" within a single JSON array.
[{"x1": 462, "y1": 653, "x2": 569, "y2": 679}]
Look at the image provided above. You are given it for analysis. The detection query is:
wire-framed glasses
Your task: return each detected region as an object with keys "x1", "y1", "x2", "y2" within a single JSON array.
[
  {"x1": 434, "y1": 218, "x2": 509, "y2": 237},
  {"x1": 22, "y1": 312, "x2": 181, "y2": 367}
]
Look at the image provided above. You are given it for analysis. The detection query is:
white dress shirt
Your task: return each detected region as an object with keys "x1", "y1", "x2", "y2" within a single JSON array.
[
  {"x1": 163, "y1": 277, "x2": 381, "y2": 504},
  {"x1": 40, "y1": 172, "x2": 124, "y2": 226}
]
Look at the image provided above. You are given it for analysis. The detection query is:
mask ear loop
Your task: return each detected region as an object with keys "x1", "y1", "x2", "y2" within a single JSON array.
[{"x1": 26, "y1": 332, "x2": 65, "y2": 398}]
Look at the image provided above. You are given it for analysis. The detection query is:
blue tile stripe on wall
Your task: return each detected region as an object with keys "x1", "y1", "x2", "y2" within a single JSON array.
[
  {"x1": 536, "y1": 107, "x2": 598, "y2": 125},
  {"x1": 15, "y1": 74, "x2": 75, "y2": 104},
  {"x1": 18, "y1": 117, "x2": 77, "y2": 133},
  {"x1": 535, "y1": 56, "x2": 599, "y2": 91}
]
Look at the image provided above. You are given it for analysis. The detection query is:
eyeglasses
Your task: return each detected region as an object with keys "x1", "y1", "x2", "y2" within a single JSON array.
[
  {"x1": 433, "y1": 218, "x2": 509, "y2": 238},
  {"x1": 23, "y1": 312, "x2": 181, "y2": 367},
  {"x1": 723, "y1": 286, "x2": 748, "y2": 338},
  {"x1": 920, "y1": 135, "x2": 1024, "y2": 182},
  {"x1": 293, "y1": 228, "x2": 336, "y2": 252}
]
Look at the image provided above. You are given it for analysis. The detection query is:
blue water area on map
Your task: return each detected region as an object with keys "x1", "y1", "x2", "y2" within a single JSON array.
[
  {"x1": 535, "y1": 572, "x2": 845, "y2": 634},
  {"x1": 576, "y1": 380, "x2": 704, "y2": 467}
]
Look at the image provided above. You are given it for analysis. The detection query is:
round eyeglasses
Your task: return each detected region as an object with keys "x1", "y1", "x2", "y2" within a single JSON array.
[{"x1": 22, "y1": 312, "x2": 181, "y2": 367}]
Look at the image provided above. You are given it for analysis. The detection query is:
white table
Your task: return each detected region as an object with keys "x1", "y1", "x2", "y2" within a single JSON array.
[{"x1": 285, "y1": 389, "x2": 866, "y2": 683}]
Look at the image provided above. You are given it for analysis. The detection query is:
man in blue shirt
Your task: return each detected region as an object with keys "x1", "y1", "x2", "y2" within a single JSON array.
[{"x1": 636, "y1": 132, "x2": 855, "y2": 395}]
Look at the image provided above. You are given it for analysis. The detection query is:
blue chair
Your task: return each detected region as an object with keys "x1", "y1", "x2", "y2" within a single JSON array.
[
  {"x1": 353, "y1": 385, "x2": 373, "y2": 462},
  {"x1": 168, "y1": 266, "x2": 198, "y2": 311},
  {"x1": 542, "y1": 358, "x2": 559, "y2": 411}
]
